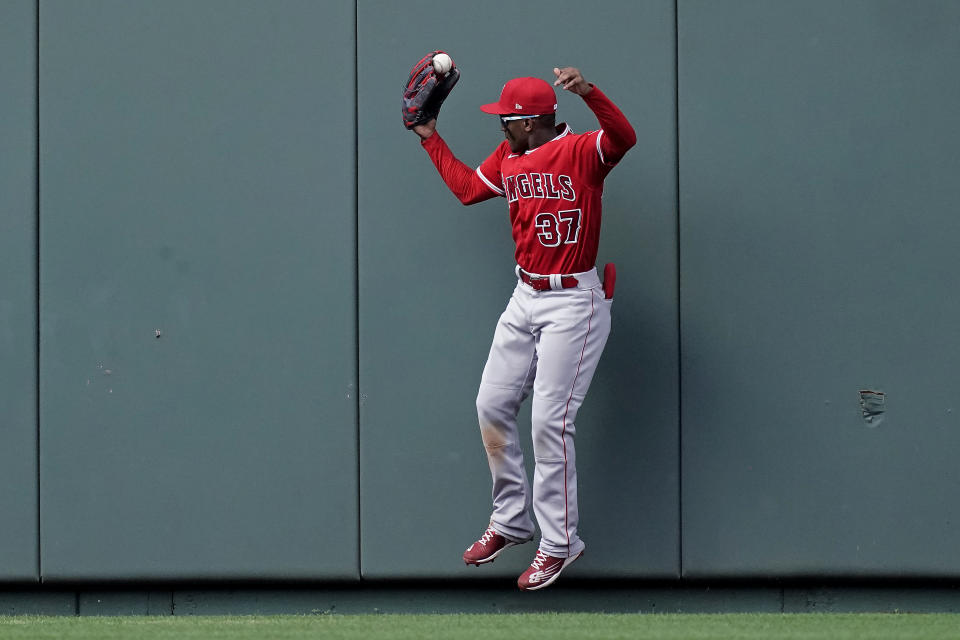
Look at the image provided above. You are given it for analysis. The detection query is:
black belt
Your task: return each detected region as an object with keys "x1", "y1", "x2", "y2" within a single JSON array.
[{"x1": 518, "y1": 270, "x2": 579, "y2": 291}]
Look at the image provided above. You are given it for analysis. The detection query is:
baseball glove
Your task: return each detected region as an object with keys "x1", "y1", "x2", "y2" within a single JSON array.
[{"x1": 401, "y1": 50, "x2": 460, "y2": 129}]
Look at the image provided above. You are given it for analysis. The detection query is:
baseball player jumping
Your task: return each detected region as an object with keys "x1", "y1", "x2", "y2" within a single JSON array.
[{"x1": 407, "y1": 61, "x2": 636, "y2": 590}]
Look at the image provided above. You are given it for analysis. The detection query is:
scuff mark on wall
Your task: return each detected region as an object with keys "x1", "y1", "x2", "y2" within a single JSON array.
[{"x1": 859, "y1": 390, "x2": 886, "y2": 426}]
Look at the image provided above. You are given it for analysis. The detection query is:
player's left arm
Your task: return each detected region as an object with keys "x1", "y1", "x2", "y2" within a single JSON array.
[{"x1": 554, "y1": 67, "x2": 637, "y2": 164}]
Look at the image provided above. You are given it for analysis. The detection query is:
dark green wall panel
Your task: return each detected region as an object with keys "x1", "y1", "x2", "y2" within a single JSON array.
[
  {"x1": 39, "y1": 0, "x2": 358, "y2": 580},
  {"x1": 679, "y1": 0, "x2": 960, "y2": 577},
  {"x1": 358, "y1": 0, "x2": 679, "y2": 578},
  {"x1": 0, "y1": 0, "x2": 39, "y2": 583}
]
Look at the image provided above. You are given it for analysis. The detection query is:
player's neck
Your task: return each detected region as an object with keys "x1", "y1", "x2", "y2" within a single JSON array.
[{"x1": 526, "y1": 128, "x2": 555, "y2": 151}]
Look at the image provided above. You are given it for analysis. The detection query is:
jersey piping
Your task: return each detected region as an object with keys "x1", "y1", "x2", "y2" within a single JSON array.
[{"x1": 476, "y1": 167, "x2": 505, "y2": 196}]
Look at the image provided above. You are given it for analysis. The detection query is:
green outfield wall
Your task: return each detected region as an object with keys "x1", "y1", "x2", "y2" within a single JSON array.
[
  {"x1": 2, "y1": 0, "x2": 959, "y2": 591},
  {"x1": 679, "y1": 0, "x2": 960, "y2": 578},
  {"x1": 0, "y1": 0, "x2": 39, "y2": 583}
]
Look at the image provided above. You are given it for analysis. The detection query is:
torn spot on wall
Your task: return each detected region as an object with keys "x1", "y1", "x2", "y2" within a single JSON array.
[{"x1": 859, "y1": 390, "x2": 886, "y2": 426}]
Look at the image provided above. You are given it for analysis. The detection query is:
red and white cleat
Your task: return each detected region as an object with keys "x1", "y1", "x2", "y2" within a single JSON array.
[
  {"x1": 517, "y1": 548, "x2": 583, "y2": 591},
  {"x1": 463, "y1": 523, "x2": 529, "y2": 565}
]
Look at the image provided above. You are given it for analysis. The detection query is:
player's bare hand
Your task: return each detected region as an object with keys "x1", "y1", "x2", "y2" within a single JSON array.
[
  {"x1": 553, "y1": 67, "x2": 592, "y2": 96},
  {"x1": 413, "y1": 119, "x2": 437, "y2": 140}
]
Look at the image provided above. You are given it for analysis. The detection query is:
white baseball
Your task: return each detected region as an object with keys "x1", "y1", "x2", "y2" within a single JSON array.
[{"x1": 432, "y1": 53, "x2": 453, "y2": 75}]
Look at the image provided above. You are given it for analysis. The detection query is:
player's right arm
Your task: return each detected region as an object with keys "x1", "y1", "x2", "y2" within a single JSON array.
[{"x1": 415, "y1": 122, "x2": 502, "y2": 205}]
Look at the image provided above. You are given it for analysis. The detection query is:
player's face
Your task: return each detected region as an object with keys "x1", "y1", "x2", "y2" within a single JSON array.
[{"x1": 500, "y1": 117, "x2": 529, "y2": 153}]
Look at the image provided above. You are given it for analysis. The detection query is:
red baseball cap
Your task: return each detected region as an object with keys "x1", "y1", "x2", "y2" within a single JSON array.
[{"x1": 480, "y1": 77, "x2": 558, "y2": 115}]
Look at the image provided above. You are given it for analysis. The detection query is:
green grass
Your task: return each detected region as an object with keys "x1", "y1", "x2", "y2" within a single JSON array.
[{"x1": 2, "y1": 613, "x2": 960, "y2": 640}]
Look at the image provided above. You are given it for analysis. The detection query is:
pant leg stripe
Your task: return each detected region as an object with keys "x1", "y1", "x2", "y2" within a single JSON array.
[{"x1": 560, "y1": 289, "x2": 596, "y2": 555}]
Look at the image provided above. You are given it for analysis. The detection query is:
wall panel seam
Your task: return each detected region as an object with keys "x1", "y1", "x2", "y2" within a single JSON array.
[
  {"x1": 35, "y1": 0, "x2": 42, "y2": 584},
  {"x1": 353, "y1": 0, "x2": 362, "y2": 580},
  {"x1": 674, "y1": 0, "x2": 683, "y2": 579}
]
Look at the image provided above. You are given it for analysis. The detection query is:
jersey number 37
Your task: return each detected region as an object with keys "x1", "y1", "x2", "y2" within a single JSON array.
[{"x1": 535, "y1": 209, "x2": 582, "y2": 247}]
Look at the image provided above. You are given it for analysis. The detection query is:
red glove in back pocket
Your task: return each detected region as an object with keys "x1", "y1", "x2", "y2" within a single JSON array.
[{"x1": 602, "y1": 263, "x2": 616, "y2": 300}]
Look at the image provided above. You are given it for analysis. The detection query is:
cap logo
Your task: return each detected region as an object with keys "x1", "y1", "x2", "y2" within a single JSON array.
[{"x1": 515, "y1": 103, "x2": 522, "y2": 109}]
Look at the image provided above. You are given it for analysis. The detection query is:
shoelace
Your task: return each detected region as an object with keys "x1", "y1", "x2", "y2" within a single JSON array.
[
  {"x1": 530, "y1": 549, "x2": 550, "y2": 570},
  {"x1": 479, "y1": 527, "x2": 497, "y2": 546}
]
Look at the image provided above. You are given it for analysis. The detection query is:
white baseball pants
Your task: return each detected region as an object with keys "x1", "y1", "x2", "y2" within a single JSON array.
[{"x1": 476, "y1": 267, "x2": 611, "y2": 558}]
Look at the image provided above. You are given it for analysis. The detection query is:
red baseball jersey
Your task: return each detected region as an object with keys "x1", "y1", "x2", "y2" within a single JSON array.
[
  {"x1": 477, "y1": 126, "x2": 617, "y2": 275},
  {"x1": 422, "y1": 86, "x2": 635, "y2": 275}
]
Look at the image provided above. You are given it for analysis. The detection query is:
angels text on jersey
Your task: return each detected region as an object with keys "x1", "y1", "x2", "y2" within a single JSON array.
[{"x1": 502, "y1": 172, "x2": 576, "y2": 203}]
